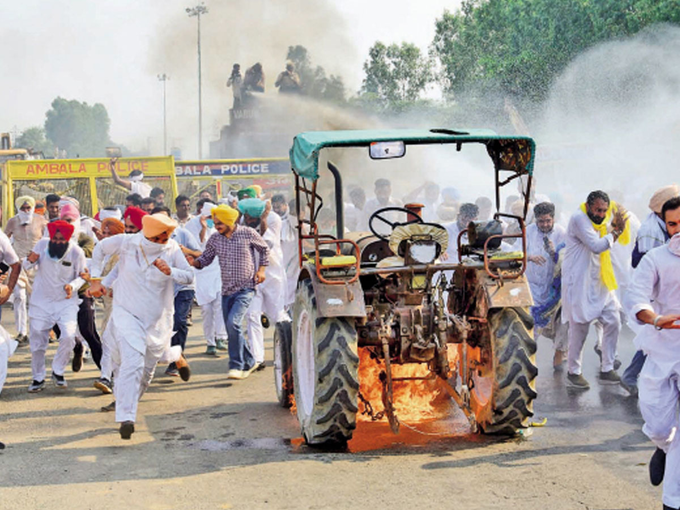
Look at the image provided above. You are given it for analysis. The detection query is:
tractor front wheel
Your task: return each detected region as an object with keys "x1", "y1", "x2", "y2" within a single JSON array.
[{"x1": 292, "y1": 280, "x2": 360, "y2": 446}]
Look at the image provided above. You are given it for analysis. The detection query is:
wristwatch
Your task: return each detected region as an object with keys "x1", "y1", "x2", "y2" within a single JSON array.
[{"x1": 653, "y1": 315, "x2": 663, "y2": 331}]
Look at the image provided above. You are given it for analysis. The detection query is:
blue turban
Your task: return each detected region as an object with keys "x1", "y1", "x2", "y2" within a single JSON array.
[{"x1": 237, "y1": 198, "x2": 266, "y2": 218}]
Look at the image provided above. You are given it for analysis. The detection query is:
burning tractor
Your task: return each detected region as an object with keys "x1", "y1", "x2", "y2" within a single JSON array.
[{"x1": 273, "y1": 129, "x2": 538, "y2": 446}]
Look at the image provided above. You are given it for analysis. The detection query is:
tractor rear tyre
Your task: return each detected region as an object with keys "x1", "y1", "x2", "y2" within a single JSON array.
[
  {"x1": 274, "y1": 321, "x2": 294, "y2": 408},
  {"x1": 471, "y1": 307, "x2": 537, "y2": 435},
  {"x1": 292, "y1": 280, "x2": 359, "y2": 446}
]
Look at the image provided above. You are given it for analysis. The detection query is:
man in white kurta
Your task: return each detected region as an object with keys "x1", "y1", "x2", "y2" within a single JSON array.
[
  {"x1": 185, "y1": 201, "x2": 228, "y2": 355},
  {"x1": 443, "y1": 203, "x2": 479, "y2": 263},
  {"x1": 623, "y1": 197, "x2": 680, "y2": 509},
  {"x1": 89, "y1": 213, "x2": 194, "y2": 439},
  {"x1": 24, "y1": 220, "x2": 86, "y2": 392},
  {"x1": 359, "y1": 178, "x2": 404, "y2": 235},
  {"x1": 526, "y1": 202, "x2": 568, "y2": 368},
  {"x1": 562, "y1": 191, "x2": 627, "y2": 389}
]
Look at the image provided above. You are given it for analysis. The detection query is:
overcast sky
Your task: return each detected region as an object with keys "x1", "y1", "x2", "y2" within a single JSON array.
[{"x1": 0, "y1": 0, "x2": 460, "y2": 158}]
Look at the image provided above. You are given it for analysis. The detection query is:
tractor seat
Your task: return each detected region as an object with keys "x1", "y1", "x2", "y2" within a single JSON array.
[
  {"x1": 489, "y1": 251, "x2": 523, "y2": 261},
  {"x1": 320, "y1": 255, "x2": 357, "y2": 267}
]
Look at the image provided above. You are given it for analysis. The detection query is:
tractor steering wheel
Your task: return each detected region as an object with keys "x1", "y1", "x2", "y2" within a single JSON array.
[{"x1": 368, "y1": 206, "x2": 423, "y2": 241}]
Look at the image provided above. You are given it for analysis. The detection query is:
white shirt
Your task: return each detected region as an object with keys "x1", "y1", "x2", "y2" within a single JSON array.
[
  {"x1": 23, "y1": 239, "x2": 86, "y2": 319},
  {"x1": 131, "y1": 181, "x2": 152, "y2": 199},
  {"x1": 0, "y1": 231, "x2": 19, "y2": 267},
  {"x1": 525, "y1": 223, "x2": 567, "y2": 306},
  {"x1": 185, "y1": 216, "x2": 221, "y2": 306},
  {"x1": 562, "y1": 209, "x2": 618, "y2": 324},
  {"x1": 344, "y1": 203, "x2": 362, "y2": 232},
  {"x1": 624, "y1": 243, "x2": 680, "y2": 370}
]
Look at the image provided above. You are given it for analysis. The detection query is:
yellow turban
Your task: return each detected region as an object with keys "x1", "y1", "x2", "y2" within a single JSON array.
[
  {"x1": 142, "y1": 213, "x2": 177, "y2": 238},
  {"x1": 250, "y1": 185, "x2": 263, "y2": 197},
  {"x1": 211, "y1": 204, "x2": 239, "y2": 226},
  {"x1": 649, "y1": 184, "x2": 680, "y2": 214},
  {"x1": 15, "y1": 195, "x2": 36, "y2": 211}
]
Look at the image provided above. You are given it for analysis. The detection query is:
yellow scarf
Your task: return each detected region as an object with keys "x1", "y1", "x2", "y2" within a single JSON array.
[{"x1": 579, "y1": 201, "x2": 630, "y2": 291}]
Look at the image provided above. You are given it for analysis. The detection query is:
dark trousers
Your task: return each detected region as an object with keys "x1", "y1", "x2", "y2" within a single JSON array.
[
  {"x1": 171, "y1": 289, "x2": 195, "y2": 351},
  {"x1": 222, "y1": 289, "x2": 255, "y2": 371},
  {"x1": 622, "y1": 349, "x2": 647, "y2": 387},
  {"x1": 59, "y1": 296, "x2": 102, "y2": 369}
]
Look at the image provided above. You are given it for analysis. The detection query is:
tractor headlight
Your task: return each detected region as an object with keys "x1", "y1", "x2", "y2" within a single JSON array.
[{"x1": 408, "y1": 241, "x2": 438, "y2": 264}]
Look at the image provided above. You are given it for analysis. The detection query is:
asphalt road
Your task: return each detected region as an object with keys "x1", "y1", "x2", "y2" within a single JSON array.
[{"x1": 0, "y1": 309, "x2": 663, "y2": 510}]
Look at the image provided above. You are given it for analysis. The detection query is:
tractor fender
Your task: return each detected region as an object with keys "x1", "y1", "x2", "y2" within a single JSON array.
[
  {"x1": 479, "y1": 272, "x2": 534, "y2": 309},
  {"x1": 298, "y1": 264, "x2": 367, "y2": 318}
]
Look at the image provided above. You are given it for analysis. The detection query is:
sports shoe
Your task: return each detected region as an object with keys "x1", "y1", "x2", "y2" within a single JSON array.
[
  {"x1": 51, "y1": 372, "x2": 67, "y2": 389},
  {"x1": 94, "y1": 378, "x2": 113, "y2": 394},
  {"x1": 176, "y1": 355, "x2": 191, "y2": 382},
  {"x1": 598, "y1": 370, "x2": 621, "y2": 385},
  {"x1": 216, "y1": 339, "x2": 228, "y2": 351},
  {"x1": 205, "y1": 345, "x2": 218, "y2": 356},
  {"x1": 119, "y1": 421, "x2": 135, "y2": 440},
  {"x1": 567, "y1": 372, "x2": 590, "y2": 390},
  {"x1": 28, "y1": 380, "x2": 45, "y2": 393},
  {"x1": 227, "y1": 369, "x2": 246, "y2": 380},
  {"x1": 0, "y1": 441, "x2": 5, "y2": 450},
  {"x1": 101, "y1": 401, "x2": 116, "y2": 412},
  {"x1": 72, "y1": 342, "x2": 84, "y2": 373},
  {"x1": 15, "y1": 334, "x2": 28, "y2": 345},
  {"x1": 594, "y1": 345, "x2": 622, "y2": 370},
  {"x1": 255, "y1": 362, "x2": 266, "y2": 372},
  {"x1": 650, "y1": 447, "x2": 666, "y2": 486},
  {"x1": 620, "y1": 380, "x2": 638, "y2": 398}
]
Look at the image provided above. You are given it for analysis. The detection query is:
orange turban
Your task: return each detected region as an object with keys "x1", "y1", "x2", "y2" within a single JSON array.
[
  {"x1": 101, "y1": 218, "x2": 125, "y2": 236},
  {"x1": 142, "y1": 213, "x2": 177, "y2": 238},
  {"x1": 47, "y1": 220, "x2": 75, "y2": 241}
]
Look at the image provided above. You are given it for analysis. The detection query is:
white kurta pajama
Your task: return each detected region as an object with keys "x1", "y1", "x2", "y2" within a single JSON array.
[
  {"x1": 525, "y1": 223, "x2": 568, "y2": 352},
  {"x1": 624, "y1": 239, "x2": 680, "y2": 508},
  {"x1": 24, "y1": 239, "x2": 86, "y2": 382},
  {"x1": 0, "y1": 231, "x2": 20, "y2": 393},
  {"x1": 247, "y1": 213, "x2": 290, "y2": 365},
  {"x1": 91, "y1": 233, "x2": 193, "y2": 423},
  {"x1": 185, "y1": 216, "x2": 227, "y2": 347},
  {"x1": 562, "y1": 210, "x2": 621, "y2": 375}
]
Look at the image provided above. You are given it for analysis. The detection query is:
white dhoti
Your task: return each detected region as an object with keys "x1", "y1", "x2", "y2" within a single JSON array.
[
  {"x1": 0, "y1": 326, "x2": 18, "y2": 394},
  {"x1": 201, "y1": 298, "x2": 226, "y2": 347},
  {"x1": 29, "y1": 307, "x2": 79, "y2": 381},
  {"x1": 639, "y1": 356, "x2": 680, "y2": 509},
  {"x1": 109, "y1": 309, "x2": 175, "y2": 424},
  {"x1": 247, "y1": 272, "x2": 290, "y2": 364}
]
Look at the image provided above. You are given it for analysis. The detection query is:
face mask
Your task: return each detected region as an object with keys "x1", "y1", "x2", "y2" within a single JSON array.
[
  {"x1": 18, "y1": 211, "x2": 33, "y2": 225},
  {"x1": 206, "y1": 218, "x2": 214, "y2": 228},
  {"x1": 140, "y1": 235, "x2": 166, "y2": 260},
  {"x1": 669, "y1": 233, "x2": 680, "y2": 256}
]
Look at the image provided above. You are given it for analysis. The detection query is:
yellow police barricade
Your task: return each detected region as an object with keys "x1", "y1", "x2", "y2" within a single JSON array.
[
  {"x1": 175, "y1": 157, "x2": 292, "y2": 203},
  {"x1": 4, "y1": 156, "x2": 177, "y2": 223}
]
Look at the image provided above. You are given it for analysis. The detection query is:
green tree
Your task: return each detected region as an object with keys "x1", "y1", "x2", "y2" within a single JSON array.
[
  {"x1": 360, "y1": 42, "x2": 433, "y2": 107},
  {"x1": 285, "y1": 45, "x2": 347, "y2": 103},
  {"x1": 15, "y1": 126, "x2": 55, "y2": 156},
  {"x1": 432, "y1": 0, "x2": 680, "y2": 102},
  {"x1": 44, "y1": 97, "x2": 111, "y2": 157}
]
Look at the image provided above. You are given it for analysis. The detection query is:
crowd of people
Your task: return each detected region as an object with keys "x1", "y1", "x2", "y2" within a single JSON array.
[{"x1": 0, "y1": 167, "x2": 678, "y2": 508}]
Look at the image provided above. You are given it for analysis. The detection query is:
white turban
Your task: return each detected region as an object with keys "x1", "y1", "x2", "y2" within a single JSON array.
[{"x1": 99, "y1": 208, "x2": 123, "y2": 221}]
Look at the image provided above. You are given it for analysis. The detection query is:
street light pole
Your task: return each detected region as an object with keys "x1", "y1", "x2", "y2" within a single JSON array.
[
  {"x1": 157, "y1": 73, "x2": 169, "y2": 155},
  {"x1": 186, "y1": 3, "x2": 208, "y2": 159}
]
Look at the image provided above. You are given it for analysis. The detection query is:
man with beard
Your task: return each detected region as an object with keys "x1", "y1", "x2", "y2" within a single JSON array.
[
  {"x1": 88, "y1": 214, "x2": 193, "y2": 439},
  {"x1": 190, "y1": 204, "x2": 269, "y2": 380},
  {"x1": 5, "y1": 196, "x2": 48, "y2": 344},
  {"x1": 563, "y1": 190, "x2": 630, "y2": 389},
  {"x1": 623, "y1": 196, "x2": 680, "y2": 510},
  {"x1": 238, "y1": 198, "x2": 290, "y2": 372},
  {"x1": 526, "y1": 202, "x2": 568, "y2": 370},
  {"x1": 24, "y1": 220, "x2": 86, "y2": 392},
  {"x1": 123, "y1": 206, "x2": 146, "y2": 234}
]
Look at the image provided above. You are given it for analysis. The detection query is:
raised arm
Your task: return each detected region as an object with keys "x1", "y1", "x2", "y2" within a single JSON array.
[
  {"x1": 572, "y1": 214, "x2": 614, "y2": 254},
  {"x1": 109, "y1": 158, "x2": 131, "y2": 190}
]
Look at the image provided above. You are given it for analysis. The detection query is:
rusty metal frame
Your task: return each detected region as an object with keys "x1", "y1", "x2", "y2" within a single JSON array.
[{"x1": 294, "y1": 172, "x2": 361, "y2": 286}]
